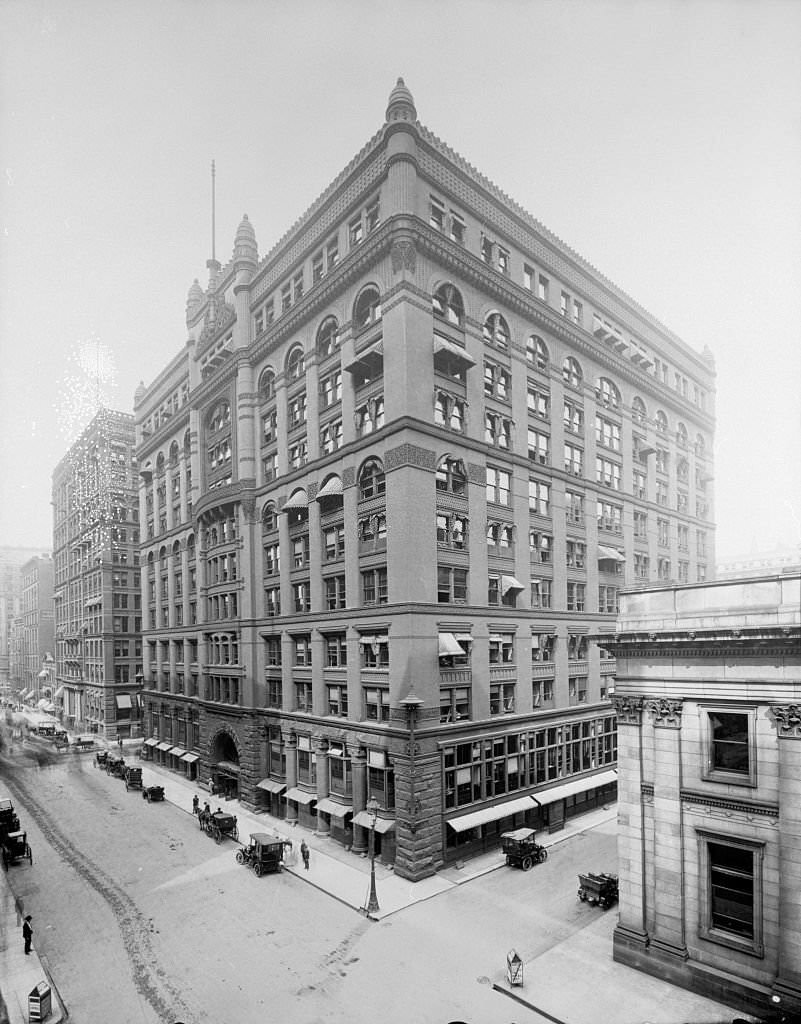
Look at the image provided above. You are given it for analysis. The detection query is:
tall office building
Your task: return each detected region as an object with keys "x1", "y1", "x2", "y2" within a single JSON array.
[
  {"x1": 135, "y1": 80, "x2": 715, "y2": 880},
  {"x1": 16, "y1": 553, "x2": 55, "y2": 703},
  {"x1": 0, "y1": 545, "x2": 46, "y2": 694},
  {"x1": 51, "y1": 408, "x2": 143, "y2": 738}
]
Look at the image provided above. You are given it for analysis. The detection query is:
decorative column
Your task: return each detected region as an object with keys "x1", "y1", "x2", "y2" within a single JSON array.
[
  {"x1": 769, "y1": 704, "x2": 801, "y2": 1011},
  {"x1": 284, "y1": 731, "x2": 298, "y2": 825},
  {"x1": 612, "y1": 696, "x2": 650, "y2": 960},
  {"x1": 646, "y1": 696, "x2": 688, "y2": 962},
  {"x1": 351, "y1": 746, "x2": 368, "y2": 855},
  {"x1": 314, "y1": 736, "x2": 330, "y2": 837}
]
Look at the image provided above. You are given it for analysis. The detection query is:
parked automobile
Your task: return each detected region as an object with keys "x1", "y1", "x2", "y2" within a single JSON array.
[
  {"x1": 235, "y1": 832, "x2": 286, "y2": 876},
  {"x1": 2, "y1": 829, "x2": 32, "y2": 870},
  {"x1": 142, "y1": 785, "x2": 165, "y2": 803},
  {"x1": 500, "y1": 827, "x2": 548, "y2": 871},
  {"x1": 577, "y1": 872, "x2": 619, "y2": 909}
]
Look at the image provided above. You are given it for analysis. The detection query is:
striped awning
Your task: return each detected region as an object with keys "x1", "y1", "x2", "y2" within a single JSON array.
[
  {"x1": 501, "y1": 575, "x2": 525, "y2": 596},
  {"x1": 352, "y1": 811, "x2": 396, "y2": 833},
  {"x1": 446, "y1": 795, "x2": 537, "y2": 833},
  {"x1": 534, "y1": 769, "x2": 618, "y2": 806},
  {"x1": 345, "y1": 339, "x2": 383, "y2": 372},
  {"x1": 434, "y1": 335, "x2": 476, "y2": 367},
  {"x1": 598, "y1": 546, "x2": 626, "y2": 562},
  {"x1": 282, "y1": 488, "x2": 308, "y2": 511},
  {"x1": 316, "y1": 476, "x2": 343, "y2": 500},
  {"x1": 438, "y1": 632, "x2": 464, "y2": 657}
]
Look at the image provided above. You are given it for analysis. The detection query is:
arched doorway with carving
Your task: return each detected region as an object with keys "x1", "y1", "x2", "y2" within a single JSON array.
[{"x1": 208, "y1": 726, "x2": 241, "y2": 800}]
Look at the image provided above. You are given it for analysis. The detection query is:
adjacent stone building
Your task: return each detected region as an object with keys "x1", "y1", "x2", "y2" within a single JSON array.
[
  {"x1": 135, "y1": 80, "x2": 716, "y2": 881},
  {"x1": 605, "y1": 573, "x2": 801, "y2": 1019}
]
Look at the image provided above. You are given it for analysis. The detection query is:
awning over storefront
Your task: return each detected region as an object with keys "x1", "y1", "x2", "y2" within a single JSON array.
[
  {"x1": 181, "y1": 753, "x2": 200, "y2": 764},
  {"x1": 446, "y1": 794, "x2": 538, "y2": 833},
  {"x1": 144, "y1": 738, "x2": 158, "y2": 748},
  {"x1": 169, "y1": 748, "x2": 186, "y2": 759},
  {"x1": 285, "y1": 787, "x2": 317, "y2": 805},
  {"x1": 256, "y1": 778, "x2": 287, "y2": 795},
  {"x1": 316, "y1": 476, "x2": 343, "y2": 500},
  {"x1": 438, "y1": 632, "x2": 464, "y2": 657},
  {"x1": 54, "y1": 686, "x2": 64, "y2": 699},
  {"x1": 433, "y1": 335, "x2": 476, "y2": 367},
  {"x1": 501, "y1": 575, "x2": 525, "y2": 596},
  {"x1": 597, "y1": 546, "x2": 626, "y2": 562},
  {"x1": 282, "y1": 488, "x2": 308, "y2": 511},
  {"x1": 115, "y1": 694, "x2": 132, "y2": 709},
  {"x1": 156, "y1": 742, "x2": 172, "y2": 752},
  {"x1": 533, "y1": 769, "x2": 618, "y2": 807},
  {"x1": 352, "y1": 811, "x2": 396, "y2": 833},
  {"x1": 316, "y1": 798, "x2": 352, "y2": 818}
]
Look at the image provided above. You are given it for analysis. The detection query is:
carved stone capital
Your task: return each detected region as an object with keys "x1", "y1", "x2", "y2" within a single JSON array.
[
  {"x1": 391, "y1": 238, "x2": 416, "y2": 274},
  {"x1": 646, "y1": 697, "x2": 683, "y2": 728},
  {"x1": 385, "y1": 443, "x2": 435, "y2": 472},
  {"x1": 612, "y1": 695, "x2": 643, "y2": 725},
  {"x1": 770, "y1": 704, "x2": 801, "y2": 739}
]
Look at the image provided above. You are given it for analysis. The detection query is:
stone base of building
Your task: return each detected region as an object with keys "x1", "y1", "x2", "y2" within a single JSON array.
[{"x1": 613, "y1": 925, "x2": 796, "y2": 1019}]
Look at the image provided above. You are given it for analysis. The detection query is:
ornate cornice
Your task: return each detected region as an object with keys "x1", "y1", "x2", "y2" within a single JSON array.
[
  {"x1": 769, "y1": 704, "x2": 801, "y2": 739},
  {"x1": 385, "y1": 443, "x2": 436, "y2": 472},
  {"x1": 645, "y1": 697, "x2": 683, "y2": 728},
  {"x1": 681, "y1": 789, "x2": 779, "y2": 819}
]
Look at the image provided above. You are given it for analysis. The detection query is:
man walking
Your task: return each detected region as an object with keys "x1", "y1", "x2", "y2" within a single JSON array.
[
  {"x1": 23, "y1": 915, "x2": 33, "y2": 954},
  {"x1": 300, "y1": 840, "x2": 310, "y2": 870}
]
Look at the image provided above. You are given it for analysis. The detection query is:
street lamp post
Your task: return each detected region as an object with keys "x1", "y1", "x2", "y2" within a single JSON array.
[
  {"x1": 366, "y1": 796, "x2": 380, "y2": 915},
  {"x1": 400, "y1": 691, "x2": 424, "y2": 834}
]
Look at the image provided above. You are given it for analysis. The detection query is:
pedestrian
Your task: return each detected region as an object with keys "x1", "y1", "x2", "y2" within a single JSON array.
[
  {"x1": 300, "y1": 840, "x2": 310, "y2": 870},
  {"x1": 23, "y1": 915, "x2": 33, "y2": 955},
  {"x1": 192, "y1": 794, "x2": 199, "y2": 816},
  {"x1": 118, "y1": 736, "x2": 123, "y2": 753}
]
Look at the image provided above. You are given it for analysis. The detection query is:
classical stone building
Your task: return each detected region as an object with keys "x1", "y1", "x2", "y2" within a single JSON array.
[
  {"x1": 0, "y1": 545, "x2": 46, "y2": 694},
  {"x1": 606, "y1": 573, "x2": 801, "y2": 1019},
  {"x1": 17, "y1": 554, "x2": 55, "y2": 703},
  {"x1": 135, "y1": 80, "x2": 715, "y2": 881},
  {"x1": 51, "y1": 408, "x2": 143, "y2": 738}
]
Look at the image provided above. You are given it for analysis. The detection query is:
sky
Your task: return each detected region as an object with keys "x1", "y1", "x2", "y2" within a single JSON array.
[{"x1": 1, "y1": 0, "x2": 800, "y2": 560}]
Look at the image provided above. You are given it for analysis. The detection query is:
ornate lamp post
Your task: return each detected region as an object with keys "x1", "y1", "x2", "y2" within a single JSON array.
[
  {"x1": 365, "y1": 796, "x2": 380, "y2": 915},
  {"x1": 400, "y1": 691, "x2": 424, "y2": 833}
]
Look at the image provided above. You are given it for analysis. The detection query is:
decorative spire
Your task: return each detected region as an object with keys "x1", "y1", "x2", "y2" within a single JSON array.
[
  {"x1": 233, "y1": 213, "x2": 258, "y2": 265},
  {"x1": 186, "y1": 278, "x2": 204, "y2": 320},
  {"x1": 385, "y1": 76, "x2": 417, "y2": 124}
]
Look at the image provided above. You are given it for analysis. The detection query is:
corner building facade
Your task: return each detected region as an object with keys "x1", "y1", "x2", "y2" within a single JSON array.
[{"x1": 136, "y1": 80, "x2": 715, "y2": 881}]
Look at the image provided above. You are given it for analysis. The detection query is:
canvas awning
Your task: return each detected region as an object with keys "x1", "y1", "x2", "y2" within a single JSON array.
[
  {"x1": 181, "y1": 752, "x2": 200, "y2": 764},
  {"x1": 438, "y1": 632, "x2": 464, "y2": 657},
  {"x1": 156, "y1": 742, "x2": 172, "y2": 752},
  {"x1": 316, "y1": 798, "x2": 353, "y2": 818},
  {"x1": 169, "y1": 748, "x2": 186, "y2": 759},
  {"x1": 316, "y1": 476, "x2": 343, "y2": 500},
  {"x1": 446, "y1": 795, "x2": 537, "y2": 833},
  {"x1": 143, "y1": 738, "x2": 159, "y2": 747},
  {"x1": 597, "y1": 546, "x2": 626, "y2": 562},
  {"x1": 115, "y1": 694, "x2": 132, "y2": 709},
  {"x1": 282, "y1": 489, "x2": 308, "y2": 511},
  {"x1": 352, "y1": 811, "x2": 396, "y2": 833},
  {"x1": 54, "y1": 686, "x2": 64, "y2": 699},
  {"x1": 534, "y1": 769, "x2": 618, "y2": 806},
  {"x1": 433, "y1": 335, "x2": 476, "y2": 367},
  {"x1": 359, "y1": 635, "x2": 389, "y2": 645},
  {"x1": 256, "y1": 778, "x2": 287, "y2": 795},
  {"x1": 345, "y1": 339, "x2": 383, "y2": 372},
  {"x1": 285, "y1": 787, "x2": 317, "y2": 805},
  {"x1": 501, "y1": 575, "x2": 525, "y2": 596}
]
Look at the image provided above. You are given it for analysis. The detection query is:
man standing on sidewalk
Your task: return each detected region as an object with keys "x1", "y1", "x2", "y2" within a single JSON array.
[
  {"x1": 300, "y1": 840, "x2": 310, "y2": 870},
  {"x1": 23, "y1": 914, "x2": 33, "y2": 954}
]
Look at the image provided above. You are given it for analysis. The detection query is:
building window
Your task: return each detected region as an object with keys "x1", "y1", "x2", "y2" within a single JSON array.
[
  {"x1": 295, "y1": 681, "x2": 313, "y2": 713},
  {"x1": 598, "y1": 585, "x2": 619, "y2": 614},
  {"x1": 292, "y1": 581, "x2": 311, "y2": 613},
  {"x1": 485, "y1": 412, "x2": 513, "y2": 449},
  {"x1": 567, "y1": 582, "x2": 586, "y2": 612},
  {"x1": 436, "y1": 456, "x2": 467, "y2": 495},
  {"x1": 596, "y1": 378, "x2": 620, "y2": 409},
  {"x1": 361, "y1": 633, "x2": 389, "y2": 669},
  {"x1": 438, "y1": 566, "x2": 468, "y2": 603},
  {"x1": 287, "y1": 346, "x2": 305, "y2": 381},
  {"x1": 597, "y1": 501, "x2": 622, "y2": 534},
  {"x1": 563, "y1": 442, "x2": 583, "y2": 477},
  {"x1": 359, "y1": 512, "x2": 387, "y2": 550},
  {"x1": 440, "y1": 686, "x2": 470, "y2": 724},
  {"x1": 633, "y1": 553, "x2": 649, "y2": 580},
  {"x1": 565, "y1": 489, "x2": 584, "y2": 525},
  {"x1": 490, "y1": 682, "x2": 516, "y2": 715},
  {"x1": 486, "y1": 466, "x2": 510, "y2": 506},
  {"x1": 595, "y1": 415, "x2": 621, "y2": 451},
  {"x1": 698, "y1": 833, "x2": 764, "y2": 956},
  {"x1": 320, "y1": 419, "x2": 343, "y2": 454},
  {"x1": 432, "y1": 283, "x2": 465, "y2": 327},
  {"x1": 563, "y1": 398, "x2": 584, "y2": 435},
  {"x1": 325, "y1": 633, "x2": 347, "y2": 667},
  {"x1": 483, "y1": 312, "x2": 510, "y2": 351},
  {"x1": 527, "y1": 381, "x2": 550, "y2": 419},
  {"x1": 531, "y1": 633, "x2": 556, "y2": 662},
  {"x1": 363, "y1": 687, "x2": 390, "y2": 722},
  {"x1": 562, "y1": 356, "x2": 582, "y2": 390},
  {"x1": 568, "y1": 676, "x2": 588, "y2": 704},
  {"x1": 437, "y1": 512, "x2": 468, "y2": 549},
  {"x1": 324, "y1": 575, "x2": 346, "y2": 610},
  {"x1": 657, "y1": 556, "x2": 671, "y2": 581},
  {"x1": 537, "y1": 274, "x2": 549, "y2": 301},
  {"x1": 489, "y1": 632, "x2": 515, "y2": 665},
  {"x1": 484, "y1": 360, "x2": 511, "y2": 401},
  {"x1": 353, "y1": 285, "x2": 382, "y2": 331},
  {"x1": 703, "y1": 708, "x2": 755, "y2": 784},
  {"x1": 530, "y1": 578, "x2": 552, "y2": 609},
  {"x1": 323, "y1": 524, "x2": 345, "y2": 561},
  {"x1": 327, "y1": 685, "x2": 348, "y2": 718},
  {"x1": 358, "y1": 458, "x2": 385, "y2": 500},
  {"x1": 355, "y1": 397, "x2": 384, "y2": 436},
  {"x1": 596, "y1": 456, "x2": 621, "y2": 490},
  {"x1": 362, "y1": 567, "x2": 388, "y2": 606},
  {"x1": 293, "y1": 635, "x2": 312, "y2": 666},
  {"x1": 528, "y1": 478, "x2": 550, "y2": 517},
  {"x1": 319, "y1": 369, "x2": 342, "y2": 409},
  {"x1": 528, "y1": 427, "x2": 550, "y2": 465},
  {"x1": 434, "y1": 390, "x2": 466, "y2": 433},
  {"x1": 526, "y1": 335, "x2": 549, "y2": 371},
  {"x1": 529, "y1": 531, "x2": 552, "y2": 563},
  {"x1": 566, "y1": 540, "x2": 586, "y2": 569}
]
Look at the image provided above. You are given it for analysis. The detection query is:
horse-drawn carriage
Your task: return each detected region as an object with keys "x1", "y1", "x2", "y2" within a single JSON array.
[
  {"x1": 500, "y1": 827, "x2": 548, "y2": 871},
  {"x1": 2, "y1": 829, "x2": 32, "y2": 870},
  {"x1": 235, "y1": 832, "x2": 286, "y2": 876},
  {"x1": 200, "y1": 809, "x2": 239, "y2": 844},
  {"x1": 142, "y1": 785, "x2": 165, "y2": 803},
  {"x1": 577, "y1": 872, "x2": 619, "y2": 909},
  {"x1": 124, "y1": 766, "x2": 143, "y2": 791},
  {"x1": 95, "y1": 749, "x2": 109, "y2": 768},
  {"x1": 106, "y1": 755, "x2": 127, "y2": 778},
  {"x1": 0, "y1": 798, "x2": 20, "y2": 839}
]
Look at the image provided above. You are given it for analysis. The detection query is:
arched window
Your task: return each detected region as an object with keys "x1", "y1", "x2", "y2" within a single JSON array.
[
  {"x1": 358, "y1": 458, "x2": 386, "y2": 500},
  {"x1": 286, "y1": 346, "x2": 305, "y2": 381},
  {"x1": 597, "y1": 377, "x2": 620, "y2": 410},
  {"x1": 435, "y1": 455, "x2": 467, "y2": 495},
  {"x1": 433, "y1": 284, "x2": 464, "y2": 327},
  {"x1": 483, "y1": 311, "x2": 510, "y2": 351},
  {"x1": 655, "y1": 410, "x2": 668, "y2": 434},
  {"x1": 172, "y1": 540, "x2": 181, "y2": 563},
  {"x1": 632, "y1": 396, "x2": 647, "y2": 425},
  {"x1": 261, "y1": 503, "x2": 278, "y2": 533},
  {"x1": 695, "y1": 433, "x2": 706, "y2": 456},
  {"x1": 187, "y1": 534, "x2": 195, "y2": 560},
  {"x1": 159, "y1": 546, "x2": 169, "y2": 572},
  {"x1": 156, "y1": 452, "x2": 165, "y2": 476},
  {"x1": 316, "y1": 317, "x2": 340, "y2": 359},
  {"x1": 676, "y1": 422, "x2": 688, "y2": 448},
  {"x1": 562, "y1": 356, "x2": 583, "y2": 390},
  {"x1": 354, "y1": 286, "x2": 382, "y2": 332},
  {"x1": 259, "y1": 368, "x2": 276, "y2": 401},
  {"x1": 169, "y1": 442, "x2": 179, "y2": 468},
  {"x1": 208, "y1": 400, "x2": 231, "y2": 432},
  {"x1": 526, "y1": 335, "x2": 549, "y2": 371}
]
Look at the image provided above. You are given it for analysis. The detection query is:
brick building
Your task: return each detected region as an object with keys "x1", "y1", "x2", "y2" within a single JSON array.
[{"x1": 135, "y1": 79, "x2": 715, "y2": 880}]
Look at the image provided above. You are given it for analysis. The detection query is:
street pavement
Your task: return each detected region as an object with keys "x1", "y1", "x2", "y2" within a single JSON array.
[{"x1": 1, "y1": 740, "x2": 760, "y2": 1024}]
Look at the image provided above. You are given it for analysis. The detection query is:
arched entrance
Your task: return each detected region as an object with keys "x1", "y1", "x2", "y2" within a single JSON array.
[{"x1": 209, "y1": 730, "x2": 241, "y2": 800}]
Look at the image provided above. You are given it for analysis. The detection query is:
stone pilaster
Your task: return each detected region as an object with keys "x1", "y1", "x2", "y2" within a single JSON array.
[
  {"x1": 315, "y1": 737, "x2": 330, "y2": 837},
  {"x1": 284, "y1": 731, "x2": 298, "y2": 825},
  {"x1": 351, "y1": 747, "x2": 368, "y2": 855}
]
